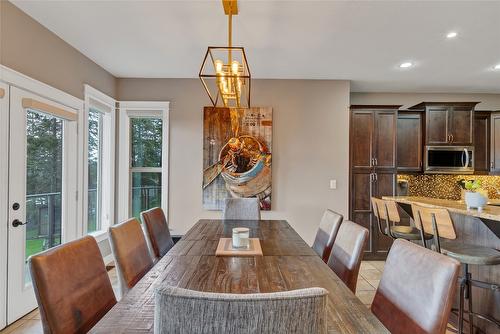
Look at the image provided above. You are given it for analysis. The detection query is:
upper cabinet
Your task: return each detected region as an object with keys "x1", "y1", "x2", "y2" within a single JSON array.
[
  {"x1": 473, "y1": 112, "x2": 490, "y2": 173},
  {"x1": 410, "y1": 102, "x2": 478, "y2": 146},
  {"x1": 397, "y1": 112, "x2": 423, "y2": 172},
  {"x1": 350, "y1": 106, "x2": 399, "y2": 170},
  {"x1": 490, "y1": 112, "x2": 500, "y2": 173}
]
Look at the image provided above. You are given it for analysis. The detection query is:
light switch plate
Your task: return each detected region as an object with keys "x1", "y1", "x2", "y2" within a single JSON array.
[{"x1": 330, "y1": 179, "x2": 337, "y2": 189}]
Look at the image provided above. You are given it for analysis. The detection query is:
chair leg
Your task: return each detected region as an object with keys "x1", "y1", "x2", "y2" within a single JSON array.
[
  {"x1": 465, "y1": 269, "x2": 474, "y2": 334},
  {"x1": 458, "y1": 275, "x2": 466, "y2": 334}
]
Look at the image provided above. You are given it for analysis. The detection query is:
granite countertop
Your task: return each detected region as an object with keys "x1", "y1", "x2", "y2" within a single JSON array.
[{"x1": 382, "y1": 196, "x2": 500, "y2": 222}]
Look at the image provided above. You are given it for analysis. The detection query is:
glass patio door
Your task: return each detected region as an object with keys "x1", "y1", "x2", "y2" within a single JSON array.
[{"x1": 7, "y1": 87, "x2": 78, "y2": 323}]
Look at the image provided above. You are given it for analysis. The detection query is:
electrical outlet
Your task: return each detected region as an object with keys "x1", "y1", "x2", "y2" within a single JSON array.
[{"x1": 330, "y1": 179, "x2": 337, "y2": 189}]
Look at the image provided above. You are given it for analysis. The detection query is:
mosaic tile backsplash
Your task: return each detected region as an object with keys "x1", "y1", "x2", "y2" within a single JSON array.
[{"x1": 397, "y1": 174, "x2": 500, "y2": 200}]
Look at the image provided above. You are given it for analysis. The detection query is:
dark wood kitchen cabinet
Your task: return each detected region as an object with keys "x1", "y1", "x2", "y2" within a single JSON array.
[
  {"x1": 350, "y1": 105, "x2": 400, "y2": 260},
  {"x1": 397, "y1": 112, "x2": 423, "y2": 172},
  {"x1": 490, "y1": 112, "x2": 500, "y2": 174},
  {"x1": 410, "y1": 102, "x2": 478, "y2": 146},
  {"x1": 473, "y1": 112, "x2": 491, "y2": 173}
]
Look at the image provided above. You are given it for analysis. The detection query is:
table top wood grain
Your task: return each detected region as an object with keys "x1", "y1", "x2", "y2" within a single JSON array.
[{"x1": 90, "y1": 219, "x2": 389, "y2": 334}]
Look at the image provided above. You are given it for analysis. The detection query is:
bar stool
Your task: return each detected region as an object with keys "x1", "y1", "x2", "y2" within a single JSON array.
[
  {"x1": 371, "y1": 197, "x2": 433, "y2": 242},
  {"x1": 412, "y1": 204, "x2": 500, "y2": 334}
]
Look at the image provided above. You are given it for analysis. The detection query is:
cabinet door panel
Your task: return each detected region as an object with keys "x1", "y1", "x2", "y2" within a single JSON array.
[
  {"x1": 352, "y1": 212, "x2": 372, "y2": 253},
  {"x1": 427, "y1": 107, "x2": 448, "y2": 144},
  {"x1": 351, "y1": 112, "x2": 373, "y2": 168},
  {"x1": 351, "y1": 172, "x2": 373, "y2": 254},
  {"x1": 450, "y1": 107, "x2": 473, "y2": 145},
  {"x1": 491, "y1": 114, "x2": 500, "y2": 172},
  {"x1": 352, "y1": 172, "x2": 372, "y2": 211},
  {"x1": 374, "y1": 172, "x2": 395, "y2": 254},
  {"x1": 473, "y1": 114, "x2": 490, "y2": 172},
  {"x1": 397, "y1": 113, "x2": 422, "y2": 171},
  {"x1": 374, "y1": 111, "x2": 396, "y2": 168}
]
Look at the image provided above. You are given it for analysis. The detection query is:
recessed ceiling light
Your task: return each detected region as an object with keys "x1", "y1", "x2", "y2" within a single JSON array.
[
  {"x1": 494, "y1": 64, "x2": 500, "y2": 70},
  {"x1": 446, "y1": 32, "x2": 458, "y2": 39},
  {"x1": 399, "y1": 62, "x2": 413, "y2": 68}
]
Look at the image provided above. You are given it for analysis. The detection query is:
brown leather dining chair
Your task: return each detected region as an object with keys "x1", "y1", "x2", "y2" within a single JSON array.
[
  {"x1": 371, "y1": 239, "x2": 460, "y2": 334},
  {"x1": 326, "y1": 220, "x2": 368, "y2": 293},
  {"x1": 29, "y1": 236, "x2": 117, "y2": 334},
  {"x1": 412, "y1": 204, "x2": 500, "y2": 334},
  {"x1": 312, "y1": 209, "x2": 343, "y2": 263},
  {"x1": 141, "y1": 207, "x2": 175, "y2": 260},
  {"x1": 109, "y1": 218, "x2": 154, "y2": 297}
]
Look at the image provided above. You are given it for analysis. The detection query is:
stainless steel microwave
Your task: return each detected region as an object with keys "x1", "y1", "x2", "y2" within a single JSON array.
[{"x1": 424, "y1": 146, "x2": 474, "y2": 174}]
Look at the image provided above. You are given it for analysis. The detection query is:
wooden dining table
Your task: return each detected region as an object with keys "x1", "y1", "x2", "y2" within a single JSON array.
[{"x1": 90, "y1": 219, "x2": 389, "y2": 333}]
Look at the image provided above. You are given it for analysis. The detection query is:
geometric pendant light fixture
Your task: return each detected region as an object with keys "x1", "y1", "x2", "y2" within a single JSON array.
[{"x1": 199, "y1": 0, "x2": 251, "y2": 108}]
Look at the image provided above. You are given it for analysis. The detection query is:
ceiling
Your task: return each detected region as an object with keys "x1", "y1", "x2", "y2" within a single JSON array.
[{"x1": 11, "y1": 0, "x2": 500, "y2": 93}]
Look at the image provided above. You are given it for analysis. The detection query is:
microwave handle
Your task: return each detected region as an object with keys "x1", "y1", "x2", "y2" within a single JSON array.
[{"x1": 463, "y1": 148, "x2": 470, "y2": 167}]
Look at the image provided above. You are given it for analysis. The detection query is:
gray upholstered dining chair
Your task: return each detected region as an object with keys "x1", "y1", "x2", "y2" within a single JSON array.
[
  {"x1": 371, "y1": 239, "x2": 460, "y2": 334},
  {"x1": 222, "y1": 197, "x2": 261, "y2": 220},
  {"x1": 154, "y1": 286, "x2": 328, "y2": 334},
  {"x1": 326, "y1": 220, "x2": 368, "y2": 293},
  {"x1": 312, "y1": 209, "x2": 343, "y2": 263}
]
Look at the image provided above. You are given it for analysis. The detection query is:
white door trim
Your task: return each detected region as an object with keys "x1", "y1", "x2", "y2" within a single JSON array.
[{"x1": 0, "y1": 82, "x2": 9, "y2": 330}]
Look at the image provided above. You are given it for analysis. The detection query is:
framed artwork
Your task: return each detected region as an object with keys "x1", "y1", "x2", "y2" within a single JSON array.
[{"x1": 203, "y1": 107, "x2": 272, "y2": 210}]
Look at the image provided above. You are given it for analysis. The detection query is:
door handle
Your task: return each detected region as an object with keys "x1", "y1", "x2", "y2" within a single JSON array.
[{"x1": 12, "y1": 219, "x2": 28, "y2": 227}]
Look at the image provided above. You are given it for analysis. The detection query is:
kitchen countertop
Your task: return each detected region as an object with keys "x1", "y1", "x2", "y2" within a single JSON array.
[{"x1": 382, "y1": 196, "x2": 500, "y2": 222}]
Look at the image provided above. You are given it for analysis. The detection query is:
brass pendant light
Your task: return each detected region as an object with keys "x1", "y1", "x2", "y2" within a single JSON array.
[{"x1": 199, "y1": 0, "x2": 251, "y2": 108}]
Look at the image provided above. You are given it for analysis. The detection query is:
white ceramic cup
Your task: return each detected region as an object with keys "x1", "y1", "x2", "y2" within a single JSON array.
[{"x1": 232, "y1": 227, "x2": 250, "y2": 249}]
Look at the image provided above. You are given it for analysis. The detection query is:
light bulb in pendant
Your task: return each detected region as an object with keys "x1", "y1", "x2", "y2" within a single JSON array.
[
  {"x1": 215, "y1": 59, "x2": 223, "y2": 74},
  {"x1": 231, "y1": 61, "x2": 239, "y2": 74}
]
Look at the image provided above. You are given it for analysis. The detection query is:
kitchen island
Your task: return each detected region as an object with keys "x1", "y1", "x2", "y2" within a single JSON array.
[{"x1": 383, "y1": 196, "x2": 499, "y2": 334}]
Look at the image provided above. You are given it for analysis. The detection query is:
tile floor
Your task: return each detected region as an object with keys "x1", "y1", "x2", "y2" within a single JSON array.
[{"x1": 0, "y1": 261, "x2": 458, "y2": 334}]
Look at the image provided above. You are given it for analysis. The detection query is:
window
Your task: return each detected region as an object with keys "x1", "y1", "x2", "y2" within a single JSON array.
[
  {"x1": 130, "y1": 117, "x2": 163, "y2": 220},
  {"x1": 87, "y1": 108, "x2": 103, "y2": 233},
  {"x1": 118, "y1": 102, "x2": 169, "y2": 223},
  {"x1": 83, "y1": 85, "x2": 116, "y2": 237},
  {"x1": 25, "y1": 110, "x2": 64, "y2": 259}
]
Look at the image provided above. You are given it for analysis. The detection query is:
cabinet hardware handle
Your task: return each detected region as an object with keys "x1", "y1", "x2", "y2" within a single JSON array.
[
  {"x1": 374, "y1": 158, "x2": 378, "y2": 166},
  {"x1": 450, "y1": 134, "x2": 454, "y2": 142},
  {"x1": 491, "y1": 162, "x2": 494, "y2": 169},
  {"x1": 374, "y1": 173, "x2": 378, "y2": 181}
]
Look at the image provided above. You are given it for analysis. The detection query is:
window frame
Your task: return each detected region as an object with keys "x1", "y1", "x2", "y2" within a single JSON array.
[
  {"x1": 117, "y1": 101, "x2": 169, "y2": 223},
  {"x1": 82, "y1": 85, "x2": 116, "y2": 241}
]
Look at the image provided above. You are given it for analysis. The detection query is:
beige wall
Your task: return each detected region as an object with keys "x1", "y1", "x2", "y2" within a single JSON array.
[
  {"x1": 117, "y1": 78, "x2": 350, "y2": 243},
  {"x1": 351, "y1": 92, "x2": 500, "y2": 110},
  {"x1": 0, "y1": 1, "x2": 116, "y2": 99}
]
